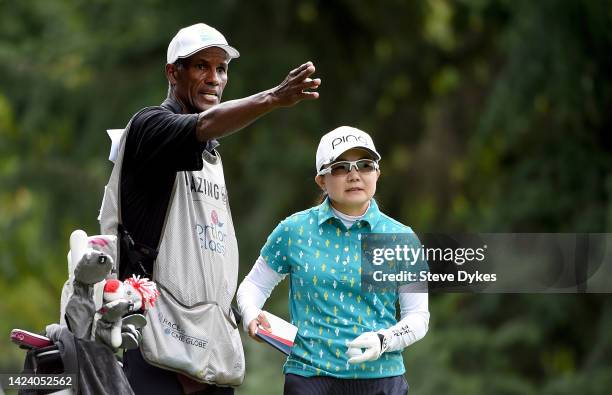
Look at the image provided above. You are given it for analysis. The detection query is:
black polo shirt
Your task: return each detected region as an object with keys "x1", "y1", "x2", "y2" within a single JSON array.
[{"x1": 119, "y1": 97, "x2": 218, "y2": 279}]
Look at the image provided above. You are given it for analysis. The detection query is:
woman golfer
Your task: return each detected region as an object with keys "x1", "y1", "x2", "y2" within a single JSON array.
[{"x1": 237, "y1": 126, "x2": 429, "y2": 395}]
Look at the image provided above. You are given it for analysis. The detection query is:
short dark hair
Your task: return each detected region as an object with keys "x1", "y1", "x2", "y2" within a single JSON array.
[
  {"x1": 174, "y1": 58, "x2": 187, "y2": 69},
  {"x1": 167, "y1": 58, "x2": 187, "y2": 95}
]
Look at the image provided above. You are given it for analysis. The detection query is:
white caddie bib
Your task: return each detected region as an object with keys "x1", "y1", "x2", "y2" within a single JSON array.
[{"x1": 99, "y1": 118, "x2": 244, "y2": 386}]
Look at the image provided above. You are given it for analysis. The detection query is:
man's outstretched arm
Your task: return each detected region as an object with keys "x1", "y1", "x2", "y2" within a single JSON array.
[{"x1": 195, "y1": 61, "x2": 321, "y2": 142}]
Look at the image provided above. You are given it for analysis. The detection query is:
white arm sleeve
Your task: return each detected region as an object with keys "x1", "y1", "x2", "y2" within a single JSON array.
[
  {"x1": 378, "y1": 285, "x2": 430, "y2": 352},
  {"x1": 236, "y1": 256, "x2": 286, "y2": 332}
]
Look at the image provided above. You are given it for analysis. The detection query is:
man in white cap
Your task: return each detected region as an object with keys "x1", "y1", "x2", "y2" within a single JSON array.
[{"x1": 100, "y1": 23, "x2": 320, "y2": 394}]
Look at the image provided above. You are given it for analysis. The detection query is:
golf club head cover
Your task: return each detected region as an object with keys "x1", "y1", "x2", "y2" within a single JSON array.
[
  {"x1": 71, "y1": 230, "x2": 113, "y2": 285},
  {"x1": 120, "y1": 324, "x2": 142, "y2": 350}
]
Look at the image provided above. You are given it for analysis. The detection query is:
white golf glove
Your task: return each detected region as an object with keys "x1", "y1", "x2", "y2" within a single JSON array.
[{"x1": 346, "y1": 331, "x2": 389, "y2": 364}]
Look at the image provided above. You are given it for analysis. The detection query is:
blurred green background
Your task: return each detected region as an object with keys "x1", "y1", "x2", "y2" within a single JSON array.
[{"x1": 1, "y1": 0, "x2": 611, "y2": 394}]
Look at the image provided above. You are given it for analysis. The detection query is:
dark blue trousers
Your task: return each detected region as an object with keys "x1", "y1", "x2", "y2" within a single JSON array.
[
  {"x1": 283, "y1": 373, "x2": 408, "y2": 395},
  {"x1": 123, "y1": 348, "x2": 234, "y2": 395}
]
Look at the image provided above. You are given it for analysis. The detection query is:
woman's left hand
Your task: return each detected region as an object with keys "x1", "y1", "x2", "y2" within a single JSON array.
[
  {"x1": 346, "y1": 331, "x2": 388, "y2": 363},
  {"x1": 247, "y1": 311, "x2": 272, "y2": 342}
]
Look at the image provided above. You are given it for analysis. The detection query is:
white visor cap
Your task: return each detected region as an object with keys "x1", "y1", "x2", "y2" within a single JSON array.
[
  {"x1": 315, "y1": 126, "x2": 381, "y2": 173},
  {"x1": 167, "y1": 23, "x2": 240, "y2": 64}
]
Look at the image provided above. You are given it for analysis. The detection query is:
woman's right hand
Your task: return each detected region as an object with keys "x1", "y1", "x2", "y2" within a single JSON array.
[{"x1": 247, "y1": 311, "x2": 271, "y2": 342}]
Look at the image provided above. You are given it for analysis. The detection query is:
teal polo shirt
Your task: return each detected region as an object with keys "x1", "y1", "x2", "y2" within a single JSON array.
[{"x1": 261, "y1": 198, "x2": 416, "y2": 378}]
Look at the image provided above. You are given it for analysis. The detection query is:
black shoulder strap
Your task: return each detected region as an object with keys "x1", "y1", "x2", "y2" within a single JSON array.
[{"x1": 115, "y1": 108, "x2": 160, "y2": 279}]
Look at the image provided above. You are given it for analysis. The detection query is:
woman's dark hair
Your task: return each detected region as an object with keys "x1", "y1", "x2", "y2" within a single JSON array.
[{"x1": 316, "y1": 191, "x2": 328, "y2": 205}]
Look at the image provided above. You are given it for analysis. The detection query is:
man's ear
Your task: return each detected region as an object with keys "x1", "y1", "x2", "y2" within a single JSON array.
[
  {"x1": 165, "y1": 63, "x2": 178, "y2": 85},
  {"x1": 315, "y1": 175, "x2": 326, "y2": 192}
]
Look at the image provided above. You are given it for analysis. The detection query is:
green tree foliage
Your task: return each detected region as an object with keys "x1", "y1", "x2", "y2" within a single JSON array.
[{"x1": 1, "y1": 0, "x2": 611, "y2": 393}]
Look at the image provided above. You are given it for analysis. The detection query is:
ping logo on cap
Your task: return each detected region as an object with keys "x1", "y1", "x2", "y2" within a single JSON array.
[{"x1": 331, "y1": 134, "x2": 369, "y2": 150}]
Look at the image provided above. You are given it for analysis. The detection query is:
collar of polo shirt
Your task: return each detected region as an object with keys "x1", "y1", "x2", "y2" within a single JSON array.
[{"x1": 317, "y1": 197, "x2": 382, "y2": 229}]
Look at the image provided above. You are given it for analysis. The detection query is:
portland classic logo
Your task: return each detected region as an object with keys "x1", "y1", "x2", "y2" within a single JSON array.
[
  {"x1": 196, "y1": 210, "x2": 228, "y2": 255},
  {"x1": 211, "y1": 209, "x2": 224, "y2": 227}
]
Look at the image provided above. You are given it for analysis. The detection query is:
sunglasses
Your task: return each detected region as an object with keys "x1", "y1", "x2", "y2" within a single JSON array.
[{"x1": 317, "y1": 159, "x2": 380, "y2": 176}]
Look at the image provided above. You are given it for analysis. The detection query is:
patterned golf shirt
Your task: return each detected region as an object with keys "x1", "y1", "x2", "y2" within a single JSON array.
[{"x1": 261, "y1": 198, "x2": 419, "y2": 378}]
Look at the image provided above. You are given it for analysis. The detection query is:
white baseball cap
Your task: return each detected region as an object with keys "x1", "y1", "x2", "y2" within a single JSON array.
[
  {"x1": 167, "y1": 23, "x2": 240, "y2": 64},
  {"x1": 315, "y1": 126, "x2": 381, "y2": 172}
]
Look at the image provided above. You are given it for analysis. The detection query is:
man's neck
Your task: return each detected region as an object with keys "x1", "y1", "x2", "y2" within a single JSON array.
[{"x1": 167, "y1": 92, "x2": 191, "y2": 114}]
